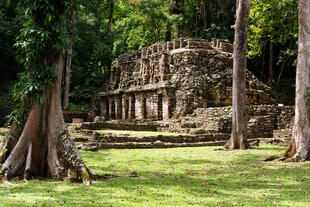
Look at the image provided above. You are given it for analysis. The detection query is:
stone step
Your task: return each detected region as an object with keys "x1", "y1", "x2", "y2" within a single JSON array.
[
  {"x1": 72, "y1": 136, "x2": 90, "y2": 142},
  {"x1": 79, "y1": 120, "x2": 161, "y2": 131},
  {"x1": 75, "y1": 140, "x2": 228, "y2": 151},
  {"x1": 74, "y1": 137, "x2": 266, "y2": 151},
  {"x1": 93, "y1": 133, "x2": 231, "y2": 143},
  {"x1": 98, "y1": 140, "x2": 228, "y2": 149},
  {"x1": 77, "y1": 143, "x2": 99, "y2": 151}
]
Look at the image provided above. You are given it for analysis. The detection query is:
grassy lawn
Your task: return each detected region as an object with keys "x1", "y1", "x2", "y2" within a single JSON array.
[
  {"x1": 96, "y1": 129, "x2": 187, "y2": 136},
  {"x1": 0, "y1": 145, "x2": 310, "y2": 206}
]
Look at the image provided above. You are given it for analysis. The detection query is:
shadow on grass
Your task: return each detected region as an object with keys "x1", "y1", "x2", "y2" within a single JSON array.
[{"x1": 1, "y1": 145, "x2": 310, "y2": 206}]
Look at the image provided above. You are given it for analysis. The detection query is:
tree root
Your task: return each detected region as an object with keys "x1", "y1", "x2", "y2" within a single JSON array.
[
  {"x1": 264, "y1": 142, "x2": 293, "y2": 162},
  {"x1": 87, "y1": 168, "x2": 138, "y2": 180},
  {"x1": 24, "y1": 143, "x2": 32, "y2": 181}
]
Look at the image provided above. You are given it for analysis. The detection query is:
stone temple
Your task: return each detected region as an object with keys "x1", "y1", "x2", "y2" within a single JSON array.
[
  {"x1": 77, "y1": 37, "x2": 294, "y2": 150},
  {"x1": 91, "y1": 37, "x2": 273, "y2": 121}
]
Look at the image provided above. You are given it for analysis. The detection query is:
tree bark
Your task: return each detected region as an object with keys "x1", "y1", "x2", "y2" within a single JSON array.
[
  {"x1": 0, "y1": 56, "x2": 91, "y2": 184},
  {"x1": 286, "y1": 0, "x2": 310, "y2": 161},
  {"x1": 268, "y1": 37, "x2": 274, "y2": 86},
  {"x1": 107, "y1": 0, "x2": 114, "y2": 38},
  {"x1": 105, "y1": 0, "x2": 114, "y2": 81},
  {"x1": 63, "y1": 10, "x2": 75, "y2": 110},
  {"x1": 224, "y1": 0, "x2": 251, "y2": 150},
  {"x1": 202, "y1": 0, "x2": 209, "y2": 29},
  {"x1": 173, "y1": 0, "x2": 184, "y2": 37},
  {"x1": 165, "y1": 0, "x2": 173, "y2": 42}
]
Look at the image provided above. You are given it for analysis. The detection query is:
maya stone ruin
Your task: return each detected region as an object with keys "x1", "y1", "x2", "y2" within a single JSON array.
[
  {"x1": 93, "y1": 37, "x2": 273, "y2": 120},
  {"x1": 77, "y1": 37, "x2": 294, "y2": 150}
]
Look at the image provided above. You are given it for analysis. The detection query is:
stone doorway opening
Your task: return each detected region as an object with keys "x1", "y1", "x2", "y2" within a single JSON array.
[
  {"x1": 111, "y1": 100, "x2": 116, "y2": 119},
  {"x1": 125, "y1": 99, "x2": 129, "y2": 119},
  {"x1": 143, "y1": 97, "x2": 147, "y2": 119},
  {"x1": 158, "y1": 94, "x2": 163, "y2": 120},
  {"x1": 105, "y1": 99, "x2": 109, "y2": 119},
  {"x1": 131, "y1": 95, "x2": 136, "y2": 119}
]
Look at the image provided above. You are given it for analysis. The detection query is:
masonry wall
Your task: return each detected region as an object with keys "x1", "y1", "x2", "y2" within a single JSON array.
[{"x1": 96, "y1": 37, "x2": 273, "y2": 121}]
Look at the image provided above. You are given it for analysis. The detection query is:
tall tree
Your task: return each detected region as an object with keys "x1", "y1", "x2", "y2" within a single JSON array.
[
  {"x1": 268, "y1": 37, "x2": 274, "y2": 86},
  {"x1": 106, "y1": 0, "x2": 115, "y2": 81},
  {"x1": 283, "y1": 0, "x2": 310, "y2": 161},
  {"x1": 225, "y1": 0, "x2": 251, "y2": 150},
  {"x1": 0, "y1": 0, "x2": 90, "y2": 183},
  {"x1": 265, "y1": 0, "x2": 310, "y2": 162},
  {"x1": 63, "y1": 10, "x2": 75, "y2": 110}
]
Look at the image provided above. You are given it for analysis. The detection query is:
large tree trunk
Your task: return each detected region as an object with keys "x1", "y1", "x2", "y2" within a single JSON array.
[
  {"x1": 224, "y1": 0, "x2": 251, "y2": 150},
  {"x1": 63, "y1": 10, "x2": 75, "y2": 110},
  {"x1": 286, "y1": 0, "x2": 310, "y2": 161},
  {"x1": 0, "y1": 56, "x2": 90, "y2": 184}
]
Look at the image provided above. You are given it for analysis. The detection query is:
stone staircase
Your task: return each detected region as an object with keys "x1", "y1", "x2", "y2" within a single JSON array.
[
  {"x1": 68, "y1": 123, "x2": 233, "y2": 151},
  {"x1": 68, "y1": 105, "x2": 294, "y2": 151}
]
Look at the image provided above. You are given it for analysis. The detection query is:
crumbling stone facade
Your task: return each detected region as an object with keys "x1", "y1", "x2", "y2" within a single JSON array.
[{"x1": 96, "y1": 38, "x2": 273, "y2": 121}]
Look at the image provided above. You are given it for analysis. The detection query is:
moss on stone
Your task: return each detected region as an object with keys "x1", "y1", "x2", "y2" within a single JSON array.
[{"x1": 67, "y1": 169, "x2": 78, "y2": 180}]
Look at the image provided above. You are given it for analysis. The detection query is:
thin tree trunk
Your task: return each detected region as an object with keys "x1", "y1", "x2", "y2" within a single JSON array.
[
  {"x1": 106, "y1": 0, "x2": 114, "y2": 81},
  {"x1": 203, "y1": 0, "x2": 208, "y2": 29},
  {"x1": 107, "y1": 0, "x2": 114, "y2": 38},
  {"x1": 165, "y1": 0, "x2": 173, "y2": 41},
  {"x1": 287, "y1": 0, "x2": 310, "y2": 161},
  {"x1": 276, "y1": 40, "x2": 293, "y2": 87},
  {"x1": 63, "y1": 10, "x2": 75, "y2": 110},
  {"x1": 276, "y1": 56, "x2": 289, "y2": 87},
  {"x1": 268, "y1": 37, "x2": 274, "y2": 86},
  {"x1": 225, "y1": 0, "x2": 251, "y2": 150},
  {"x1": 175, "y1": 0, "x2": 184, "y2": 37}
]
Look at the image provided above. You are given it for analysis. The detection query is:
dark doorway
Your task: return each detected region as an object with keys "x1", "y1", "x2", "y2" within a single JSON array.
[
  {"x1": 111, "y1": 100, "x2": 116, "y2": 119},
  {"x1": 125, "y1": 99, "x2": 129, "y2": 119},
  {"x1": 142, "y1": 97, "x2": 147, "y2": 119},
  {"x1": 158, "y1": 94, "x2": 163, "y2": 120},
  {"x1": 131, "y1": 95, "x2": 136, "y2": 119},
  {"x1": 105, "y1": 99, "x2": 109, "y2": 120}
]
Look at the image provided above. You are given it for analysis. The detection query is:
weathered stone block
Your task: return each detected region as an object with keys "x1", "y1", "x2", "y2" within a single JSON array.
[
  {"x1": 167, "y1": 42, "x2": 173, "y2": 50},
  {"x1": 173, "y1": 39, "x2": 180, "y2": 50}
]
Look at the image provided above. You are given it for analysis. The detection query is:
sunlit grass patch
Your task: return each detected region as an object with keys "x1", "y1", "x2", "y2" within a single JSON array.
[{"x1": 1, "y1": 144, "x2": 310, "y2": 206}]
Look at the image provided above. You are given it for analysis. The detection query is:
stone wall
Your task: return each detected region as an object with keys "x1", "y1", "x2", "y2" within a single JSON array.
[
  {"x1": 186, "y1": 105, "x2": 294, "y2": 138},
  {"x1": 94, "y1": 37, "x2": 273, "y2": 121}
]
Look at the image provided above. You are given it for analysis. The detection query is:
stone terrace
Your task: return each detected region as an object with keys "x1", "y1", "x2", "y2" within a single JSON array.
[
  {"x1": 80, "y1": 38, "x2": 292, "y2": 150},
  {"x1": 90, "y1": 37, "x2": 273, "y2": 122}
]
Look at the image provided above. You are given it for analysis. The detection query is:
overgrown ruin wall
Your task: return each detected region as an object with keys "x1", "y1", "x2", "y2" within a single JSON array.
[{"x1": 94, "y1": 38, "x2": 273, "y2": 121}]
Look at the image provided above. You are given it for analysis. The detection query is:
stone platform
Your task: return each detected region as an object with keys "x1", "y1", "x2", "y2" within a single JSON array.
[
  {"x1": 68, "y1": 104, "x2": 294, "y2": 151},
  {"x1": 90, "y1": 37, "x2": 273, "y2": 123},
  {"x1": 84, "y1": 37, "x2": 293, "y2": 150}
]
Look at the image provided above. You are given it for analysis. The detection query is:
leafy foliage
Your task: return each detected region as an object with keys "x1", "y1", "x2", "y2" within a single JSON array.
[
  {"x1": 4, "y1": 0, "x2": 77, "y2": 127},
  {"x1": 5, "y1": 67, "x2": 57, "y2": 128},
  {"x1": 248, "y1": 0, "x2": 298, "y2": 57},
  {"x1": 0, "y1": 0, "x2": 300, "y2": 125}
]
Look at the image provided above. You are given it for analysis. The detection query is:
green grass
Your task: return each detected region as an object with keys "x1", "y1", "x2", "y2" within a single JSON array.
[
  {"x1": 70, "y1": 132, "x2": 85, "y2": 137},
  {"x1": 96, "y1": 129, "x2": 186, "y2": 136},
  {"x1": 1, "y1": 145, "x2": 310, "y2": 206}
]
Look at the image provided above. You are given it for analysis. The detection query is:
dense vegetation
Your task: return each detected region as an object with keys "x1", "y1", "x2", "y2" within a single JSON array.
[{"x1": 0, "y1": 0, "x2": 299, "y2": 126}]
